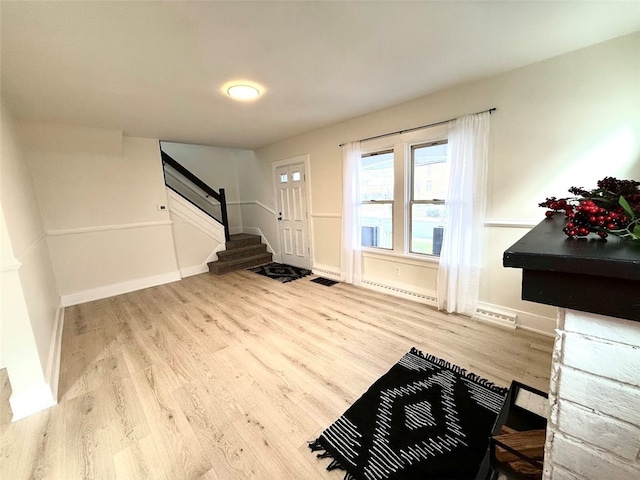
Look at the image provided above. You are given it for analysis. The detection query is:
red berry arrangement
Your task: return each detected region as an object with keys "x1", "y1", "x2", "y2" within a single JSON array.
[{"x1": 539, "y1": 177, "x2": 640, "y2": 240}]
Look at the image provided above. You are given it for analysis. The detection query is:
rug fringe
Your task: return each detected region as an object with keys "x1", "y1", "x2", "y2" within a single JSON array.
[
  {"x1": 308, "y1": 439, "x2": 348, "y2": 474},
  {"x1": 409, "y1": 347, "x2": 508, "y2": 395},
  {"x1": 308, "y1": 439, "x2": 324, "y2": 452}
]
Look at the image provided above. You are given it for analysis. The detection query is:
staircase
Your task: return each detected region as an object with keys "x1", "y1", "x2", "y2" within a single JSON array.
[{"x1": 208, "y1": 234, "x2": 272, "y2": 275}]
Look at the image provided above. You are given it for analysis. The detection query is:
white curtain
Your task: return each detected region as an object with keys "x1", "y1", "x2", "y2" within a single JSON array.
[
  {"x1": 340, "y1": 141, "x2": 363, "y2": 285},
  {"x1": 437, "y1": 112, "x2": 490, "y2": 316}
]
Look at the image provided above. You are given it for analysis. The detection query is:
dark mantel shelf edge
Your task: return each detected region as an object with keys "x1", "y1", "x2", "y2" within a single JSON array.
[{"x1": 503, "y1": 216, "x2": 640, "y2": 322}]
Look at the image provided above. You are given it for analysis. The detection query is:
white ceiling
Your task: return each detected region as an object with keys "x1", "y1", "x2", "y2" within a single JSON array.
[{"x1": 2, "y1": 1, "x2": 639, "y2": 150}]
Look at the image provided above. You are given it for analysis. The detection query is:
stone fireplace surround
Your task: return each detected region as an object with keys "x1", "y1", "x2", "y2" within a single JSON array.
[{"x1": 504, "y1": 216, "x2": 640, "y2": 479}]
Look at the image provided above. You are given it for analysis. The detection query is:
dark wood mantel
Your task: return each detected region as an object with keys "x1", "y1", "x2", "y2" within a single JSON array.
[{"x1": 503, "y1": 216, "x2": 640, "y2": 321}]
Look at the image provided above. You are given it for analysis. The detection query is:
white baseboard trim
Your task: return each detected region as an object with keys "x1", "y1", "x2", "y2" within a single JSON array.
[
  {"x1": 515, "y1": 310, "x2": 557, "y2": 337},
  {"x1": 204, "y1": 244, "x2": 227, "y2": 265},
  {"x1": 10, "y1": 383, "x2": 56, "y2": 422},
  {"x1": 474, "y1": 302, "x2": 555, "y2": 336},
  {"x1": 474, "y1": 302, "x2": 517, "y2": 330},
  {"x1": 179, "y1": 264, "x2": 209, "y2": 278},
  {"x1": 45, "y1": 305, "x2": 65, "y2": 404},
  {"x1": 229, "y1": 226, "x2": 243, "y2": 235},
  {"x1": 360, "y1": 278, "x2": 438, "y2": 306},
  {"x1": 345, "y1": 273, "x2": 556, "y2": 337},
  {"x1": 61, "y1": 270, "x2": 182, "y2": 306},
  {"x1": 311, "y1": 263, "x2": 342, "y2": 280}
]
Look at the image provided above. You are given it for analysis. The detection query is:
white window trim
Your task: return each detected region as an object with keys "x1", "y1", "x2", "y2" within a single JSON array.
[
  {"x1": 361, "y1": 248, "x2": 440, "y2": 268},
  {"x1": 409, "y1": 139, "x2": 448, "y2": 255},
  {"x1": 359, "y1": 124, "x2": 448, "y2": 259}
]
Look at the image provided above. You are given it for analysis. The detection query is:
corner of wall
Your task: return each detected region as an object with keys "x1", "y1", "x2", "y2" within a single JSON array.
[
  {"x1": 179, "y1": 264, "x2": 210, "y2": 278},
  {"x1": 9, "y1": 382, "x2": 56, "y2": 422},
  {"x1": 45, "y1": 304, "x2": 65, "y2": 404},
  {"x1": 61, "y1": 270, "x2": 181, "y2": 307}
]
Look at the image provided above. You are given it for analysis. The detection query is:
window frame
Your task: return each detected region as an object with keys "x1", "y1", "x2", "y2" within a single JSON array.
[
  {"x1": 409, "y1": 139, "x2": 448, "y2": 256},
  {"x1": 357, "y1": 125, "x2": 448, "y2": 259},
  {"x1": 359, "y1": 148, "x2": 394, "y2": 250}
]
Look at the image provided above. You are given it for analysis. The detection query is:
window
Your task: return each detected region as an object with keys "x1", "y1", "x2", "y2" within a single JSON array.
[
  {"x1": 357, "y1": 129, "x2": 447, "y2": 257},
  {"x1": 360, "y1": 150, "x2": 393, "y2": 249},
  {"x1": 410, "y1": 141, "x2": 448, "y2": 255}
]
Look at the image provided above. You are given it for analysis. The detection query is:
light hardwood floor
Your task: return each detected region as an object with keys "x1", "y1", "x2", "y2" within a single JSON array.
[{"x1": 0, "y1": 270, "x2": 554, "y2": 479}]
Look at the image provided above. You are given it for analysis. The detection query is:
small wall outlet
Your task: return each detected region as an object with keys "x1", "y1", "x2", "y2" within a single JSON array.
[{"x1": 157, "y1": 205, "x2": 167, "y2": 211}]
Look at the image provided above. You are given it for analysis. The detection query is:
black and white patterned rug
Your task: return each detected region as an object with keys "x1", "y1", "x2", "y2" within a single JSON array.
[
  {"x1": 248, "y1": 262, "x2": 312, "y2": 283},
  {"x1": 309, "y1": 348, "x2": 508, "y2": 480}
]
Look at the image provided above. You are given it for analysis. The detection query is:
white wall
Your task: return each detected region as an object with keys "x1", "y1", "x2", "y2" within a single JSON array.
[
  {"x1": 166, "y1": 188, "x2": 226, "y2": 277},
  {"x1": 160, "y1": 141, "x2": 257, "y2": 235},
  {"x1": 18, "y1": 123, "x2": 180, "y2": 305},
  {"x1": 0, "y1": 102, "x2": 61, "y2": 420},
  {"x1": 252, "y1": 33, "x2": 640, "y2": 335},
  {"x1": 235, "y1": 151, "x2": 280, "y2": 256},
  {"x1": 160, "y1": 141, "x2": 284, "y2": 254}
]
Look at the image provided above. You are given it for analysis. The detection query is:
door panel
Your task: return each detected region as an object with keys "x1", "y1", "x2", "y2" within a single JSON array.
[
  {"x1": 295, "y1": 229, "x2": 304, "y2": 256},
  {"x1": 284, "y1": 228, "x2": 292, "y2": 255},
  {"x1": 275, "y1": 163, "x2": 310, "y2": 269},
  {"x1": 292, "y1": 186, "x2": 303, "y2": 221}
]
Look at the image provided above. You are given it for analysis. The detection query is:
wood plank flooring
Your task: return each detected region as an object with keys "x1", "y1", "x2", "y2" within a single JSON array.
[{"x1": 0, "y1": 270, "x2": 554, "y2": 479}]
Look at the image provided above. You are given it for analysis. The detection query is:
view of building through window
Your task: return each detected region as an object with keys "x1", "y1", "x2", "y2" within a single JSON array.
[
  {"x1": 358, "y1": 141, "x2": 448, "y2": 255},
  {"x1": 360, "y1": 151, "x2": 394, "y2": 249},
  {"x1": 411, "y1": 142, "x2": 448, "y2": 255}
]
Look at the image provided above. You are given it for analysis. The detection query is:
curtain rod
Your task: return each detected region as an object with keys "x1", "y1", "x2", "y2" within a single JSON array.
[{"x1": 338, "y1": 107, "x2": 496, "y2": 147}]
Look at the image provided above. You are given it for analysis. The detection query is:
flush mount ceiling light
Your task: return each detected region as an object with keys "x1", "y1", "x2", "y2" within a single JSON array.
[{"x1": 226, "y1": 84, "x2": 260, "y2": 100}]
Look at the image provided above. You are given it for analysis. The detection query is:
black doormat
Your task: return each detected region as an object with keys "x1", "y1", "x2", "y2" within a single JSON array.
[
  {"x1": 310, "y1": 277, "x2": 339, "y2": 287},
  {"x1": 248, "y1": 262, "x2": 312, "y2": 283},
  {"x1": 309, "y1": 347, "x2": 508, "y2": 480}
]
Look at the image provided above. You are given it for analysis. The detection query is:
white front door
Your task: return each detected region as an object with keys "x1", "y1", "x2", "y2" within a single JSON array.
[{"x1": 275, "y1": 163, "x2": 311, "y2": 269}]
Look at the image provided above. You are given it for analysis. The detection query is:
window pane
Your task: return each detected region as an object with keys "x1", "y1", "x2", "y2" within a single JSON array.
[
  {"x1": 280, "y1": 173, "x2": 288, "y2": 183},
  {"x1": 292, "y1": 171, "x2": 301, "y2": 181},
  {"x1": 360, "y1": 152, "x2": 394, "y2": 201},
  {"x1": 360, "y1": 203, "x2": 392, "y2": 249},
  {"x1": 413, "y1": 143, "x2": 448, "y2": 201},
  {"x1": 411, "y1": 203, "x2": 445, "y2": 255}
]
